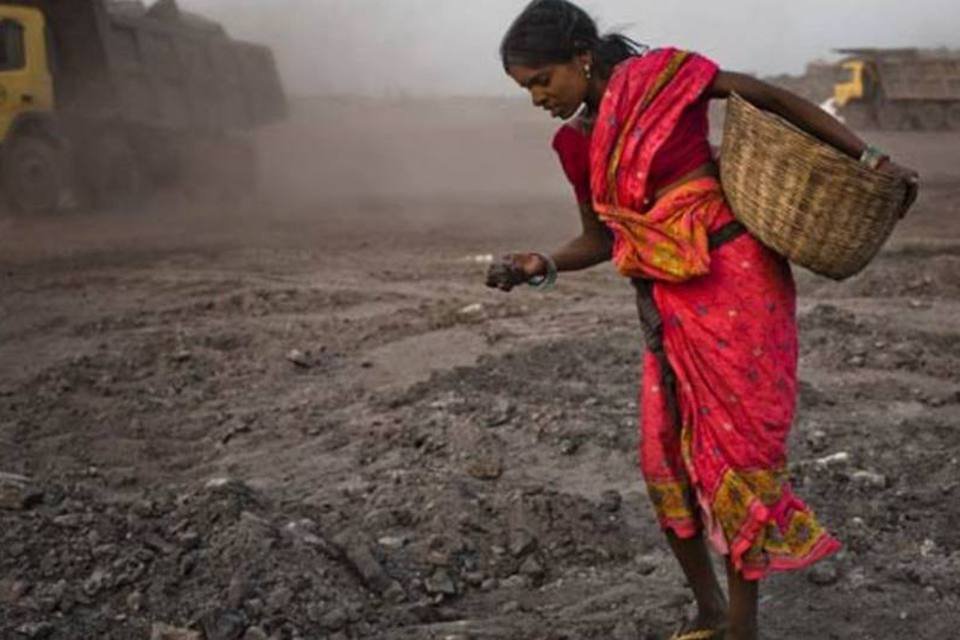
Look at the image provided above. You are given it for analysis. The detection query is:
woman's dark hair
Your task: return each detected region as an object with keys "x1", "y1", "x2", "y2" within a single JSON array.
[{"x1": 500, "y1": 0, "x2": 645, "y2": 77}]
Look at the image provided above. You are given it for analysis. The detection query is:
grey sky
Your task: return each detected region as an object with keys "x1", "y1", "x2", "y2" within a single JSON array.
[{"x1": 180, "y1": 0, "x2": 957, "y2": 96}]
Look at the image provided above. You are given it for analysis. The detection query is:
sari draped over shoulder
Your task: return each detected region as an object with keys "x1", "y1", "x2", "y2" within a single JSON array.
[{"x1": 587, "y1": 48, "x2": 841, "y2": 580}]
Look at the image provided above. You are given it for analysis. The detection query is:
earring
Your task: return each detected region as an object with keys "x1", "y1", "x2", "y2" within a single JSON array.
[{"x1": 584, "y1": 64, "x2": 592, "y2": 80}]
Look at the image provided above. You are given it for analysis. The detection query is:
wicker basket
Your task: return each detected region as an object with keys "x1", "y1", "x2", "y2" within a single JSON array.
[{"x1": 719, "y1": 92, "x2": 910, "y2": 280}]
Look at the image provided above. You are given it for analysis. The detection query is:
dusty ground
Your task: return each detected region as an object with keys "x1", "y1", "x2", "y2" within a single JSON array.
[{"x1": 1, "y1": 97, "x2": 959, "y2": 640}]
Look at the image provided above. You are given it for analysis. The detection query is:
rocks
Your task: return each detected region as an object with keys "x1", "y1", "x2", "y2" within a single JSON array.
[
  {"x1": 599, "y1": 490, "x2": 622, "y2": 513},
  {"x1": 0, "y1": 578, "x2": 31, "y2": 604},
  {"x1": 242, "y1": 628, "x2": 269, "y2": 640},
  {"x1": 814, "y1": 452, "x2": 851, "y2": 470},
  {"x1": 424, "y1": 568, "x2": 458, "y2": 596},
  {"x1": 150, "y1": 623, "x2": 202, "y2": 640},
  {"x1": 808, "y1": 561, "x2": 840, "y2": 586},
  {"x1": 0, "y1": 472, "x2": 43, "y2": 511},
  {"x1": 633, "y1": 554, "x2": 659, "y2": 576},
  {"x1": 333, "y1": 533, "x2": 394, "y2": 594},
  {"x1": 508, "y1": 529, "x2": 537, "y2": 557},
  {"x1": 285, "y1": 349, "x2": 313, "y2": 368},
  {"x1": 200, "y1": 608, "x2": 248, "y2": 640},
  {"x1": 485, "y1": 398, "x2": 516, "y2": 428},
  {"x1": 850, "y1": 470, "x2": 888, "y2": 490},
  {"x1": 465, "y1": 456, "x2": 503, "y2": 481},
  {"x1": 558, "y1": 438, "x2": 580, "y2": 456},
  {"x1": 82, "y1": 569, "x2": 108, "y2": 597},
  {"x1": 15, "y1": 622, "x2": 55, "y2": 639},
  {"x1": 518, "y1": 556, "x2": 545, "y2": 584}
]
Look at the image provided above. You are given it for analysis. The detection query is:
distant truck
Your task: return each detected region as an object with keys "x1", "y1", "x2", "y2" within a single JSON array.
[
  {"x1": 833, "y1": 48, "x2": 960, "y2": 131},
  {"x1": 0, "y1": 0, "x2": 286, "y2": 212}
]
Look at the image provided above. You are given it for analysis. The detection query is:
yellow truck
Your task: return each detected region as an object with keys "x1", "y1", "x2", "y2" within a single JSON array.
[
  {"x1": 833, "y1": 48, "x2": 960, "y2": 131},
  {"x1": 0, "y1": 0, "x2": 286, "y2": 212}
]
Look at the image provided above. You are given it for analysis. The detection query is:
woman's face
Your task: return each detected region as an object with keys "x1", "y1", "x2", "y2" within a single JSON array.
[{"x1": 507, "y1": 55, "x2": 590, "y2": 120}]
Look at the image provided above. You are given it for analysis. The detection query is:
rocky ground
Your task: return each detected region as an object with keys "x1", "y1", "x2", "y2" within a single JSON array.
[{"x1": 1, "y1": 99, "x2": 959, "y2": 639}]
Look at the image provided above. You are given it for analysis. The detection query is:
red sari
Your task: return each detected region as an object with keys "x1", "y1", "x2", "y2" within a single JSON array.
[{"x1": 559, "y1": 48, "x2": 840, "y2": 580}]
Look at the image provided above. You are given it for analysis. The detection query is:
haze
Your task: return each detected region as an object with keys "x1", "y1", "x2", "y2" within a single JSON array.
[{"x1": 182, "y1": 0, "x2": 957, "y2": 96}]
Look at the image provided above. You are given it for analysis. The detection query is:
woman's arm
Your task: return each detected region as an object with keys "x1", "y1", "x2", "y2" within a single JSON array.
[
  {"x1": 710, "y1": 71, "x2": 919, "y2": 209},
  {"x1": 710, "y1": 71, "x2": 869, "y2": 160},
  {"x1": 550, "y1": 201, "x2": 614, "y2": 271},
  {"x1": 485, "y1": 202, "x2": 612, "y2": 292}
]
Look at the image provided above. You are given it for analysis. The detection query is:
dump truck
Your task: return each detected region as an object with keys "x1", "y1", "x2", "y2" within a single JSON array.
[
  {"x1": 0, "y1": 0, "x2": 286, "y2": 212},
  {"x1": 833, "y1": 48, "x2": 960, "y2": 131}
]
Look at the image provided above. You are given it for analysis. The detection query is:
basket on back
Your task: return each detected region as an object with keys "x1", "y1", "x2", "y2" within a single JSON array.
[{"x1": 719, "y1": 92, "x2": 911, "y2": 280}]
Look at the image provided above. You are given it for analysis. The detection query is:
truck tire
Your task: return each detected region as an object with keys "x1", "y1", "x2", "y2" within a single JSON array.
[
  {"x1": 946, "y1": 104, "x2": 960, "y2": 131},
  {"x1": 1, "y1": 135, "x2": 67, "y2": 214},
  {"x1": 876, "y1": 102, "x2": 910, "y2": 130},
  {"x1": 912, "y1": 102, "x2": 947, "y2": 131},
  {"x1": 837, "y1": 103, "x2": 875, "y2": 131},
  {"x1": 89, "y1": 136, "x2": 144, "y2": 211}
]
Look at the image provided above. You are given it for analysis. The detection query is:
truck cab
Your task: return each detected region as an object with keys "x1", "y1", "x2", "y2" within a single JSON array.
[
  {"x1": 0, "y1": 4, "x2": 54, "y2": 139},
  {"x1": 0, "y1": 4, "x2": 65, "y2": 212}
]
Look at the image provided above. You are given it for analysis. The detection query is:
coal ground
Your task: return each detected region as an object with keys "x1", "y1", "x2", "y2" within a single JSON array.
[{"x1": 1, "y1": 97, "x2": 959, "y2": 640}]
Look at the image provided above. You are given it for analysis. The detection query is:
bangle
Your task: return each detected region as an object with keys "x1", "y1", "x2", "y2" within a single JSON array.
[
  {"x1": 859, "y1": 145, "x2": 889, "y2": 170},
  {"x1": 528, "y1": 254, "x2": 558, "y2": 290}
]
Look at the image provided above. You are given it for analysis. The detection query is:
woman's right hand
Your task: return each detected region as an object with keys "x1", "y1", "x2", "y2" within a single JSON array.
[{"x1": 485, "y1": 253, "x2": 548, "y2": 292}]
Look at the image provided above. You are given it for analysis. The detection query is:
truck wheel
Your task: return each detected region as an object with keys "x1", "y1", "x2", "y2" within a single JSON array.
[
  {"x1": 91, "y1": 136, "x2": 144, "y2": 211},
  {"x1": 946, "y1": 104, "x2": 960, "y2": 131},
  {"x1": 913, "y1": 102, "x2": 946, "y2": 131},
  {"x1": 876, "y1": 103, "x2": 910, "y2": 130},
  {"x1": 1, "y1": 136, "x2": 66, "y2": 213},
  {"x1": 837, "y1": 103, "x2": 875, "y2": 131}
]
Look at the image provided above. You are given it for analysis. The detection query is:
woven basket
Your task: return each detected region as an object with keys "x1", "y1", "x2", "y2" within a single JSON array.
[{"x1": 719, "y1": 92, "x2": 910, "y2": 280}]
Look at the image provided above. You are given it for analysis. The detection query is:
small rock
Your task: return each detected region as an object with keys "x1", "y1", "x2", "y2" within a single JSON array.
[
  {"x1": 127, "y1": 590, "x2": 145, "y2": 612},
  {"x1": 320, "y1": 607, "x2": 348, "y2": 630},
  {"x1": 243, "y1": 628, "x2": 269, "y2": 640},
  {"x1": 0, "y1": 472, "x2": 42, "y2": 511},
  {"x1": 599, "y1": 490, "x2": 622, "y2": 513},
  {"x1": 0, "y1": 579, "x2": 30, "y2": 604},
  {"x1": 806, "y1": 430, "x2": 829, "y2": 453},
  {"x1": 82, "y1": 569, "x2": 108, "y2": 597},
  {"x1": 465, "y1": 456, "x2": 503, "y2": 481},
  {"x1": 500, "y1": 574, "x2": 531, "y2": 589},
  {"x1": 850, "y1": 470, "x2": 887, "y2": 490},
  {"x1": 458, "y1": 303, "x2": 485, "y2": 317},
  {"x1": 558, "y1": 438, "x2": 579, "y2": 456},
  {"x1": 519, "y1": 556, "x2": 545, "y2": 584},
  {"x1": 508, "y1": 529, "x2": 537, "y2": 557},
  {"x1": 150, "y1": 623, "x2": 202, "y2": 640},
  {"x1": 814, "y1": 452, "x2": 851, "y2": 470},
  {"x1": 808, "y1": 561, "x2": 840, "y2": 586},
  {"x1": 500, "y1": 600, "x2": 520, "y2": 614},
  {"x1": 285, "y1": 349, "x2": 312, "y2": 368},
  {"x1": 377, "y1": 535, "x2": 407, "y2": 550},
  {"x1": 334, "y1": 533, "x2": 394, "y2": 594},
  {"x1": 383, "y1": 581, "x2": 407, "y2": 604},
  {"x1": 633, "y1": 554, "x2": 659, "y2": 576},
  {"x1": 15, "y1": 622, "x2": 55, "y2": 639},
  {"x1": 480, "y1": 578, "x2": 498, "y2": 591},
  {"x1": 463, "y1": 571, "x2": 485, "y2": 587},
  {"x1": 200, "y1": 608, "x2": 248, "y2": 640},
  {"x1": 486, "y1": 398, "x2": 515, "y2": 427},
  {"x1": 424, "y1": 569, "x2": 457, "y2": 596}
]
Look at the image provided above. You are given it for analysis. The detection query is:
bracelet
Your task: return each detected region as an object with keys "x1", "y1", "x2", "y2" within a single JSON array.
[
  {"x1": 859, "y1": 145, "x2": 889, "y2": 170},
  {"x1": 527, "y1": 254, "x2": 558, "y2": 290}
]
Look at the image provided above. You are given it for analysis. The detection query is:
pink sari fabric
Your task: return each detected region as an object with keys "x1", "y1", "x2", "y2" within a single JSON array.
[{"x1": 588, "y1": 49, "x2": 840, "y2": 579}]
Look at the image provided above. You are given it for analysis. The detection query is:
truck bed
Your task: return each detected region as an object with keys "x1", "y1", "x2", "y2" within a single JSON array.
[{"x1": 12, "y1": 0, "x2": 286, "y2": 133}]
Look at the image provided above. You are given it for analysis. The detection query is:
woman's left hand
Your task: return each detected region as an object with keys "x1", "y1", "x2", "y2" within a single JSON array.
[{"x1": 879, "y1": 160, "x2": 920, "y2": 217}]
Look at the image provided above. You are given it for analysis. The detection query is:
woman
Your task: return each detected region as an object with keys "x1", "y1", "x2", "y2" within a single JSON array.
[{"x1": 487, "y1": 2, "x2": 919, "y2": 639}]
